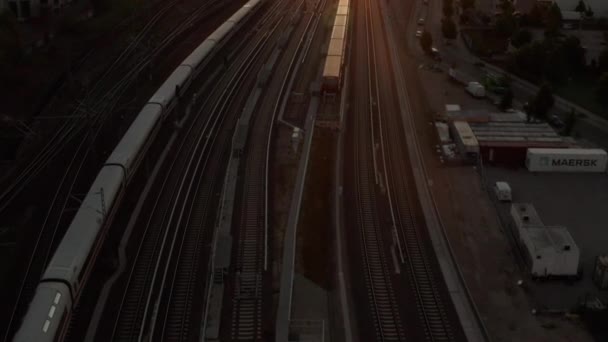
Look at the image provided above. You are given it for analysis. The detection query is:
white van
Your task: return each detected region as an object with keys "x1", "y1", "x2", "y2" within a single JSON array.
[{"x1": 494, "y1": 182, "x2": 512, "y2": 202}]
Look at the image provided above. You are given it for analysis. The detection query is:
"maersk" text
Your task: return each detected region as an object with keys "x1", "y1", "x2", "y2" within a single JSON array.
[{"x1": 551, "y1": 159, "x2": 598, "y2": 167}]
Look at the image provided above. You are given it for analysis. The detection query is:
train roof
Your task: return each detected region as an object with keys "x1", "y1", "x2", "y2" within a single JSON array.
[
  {"x1": 13, "y1": 283, "x2": 71, "y2": 342},
  {"x1": 148, "y1": 65, "x2": 191, "y2": 108},
  {"x1": 327, "y1": 38, "x2": 344, "y2": 57},
  {"x1": 181, "y1": 40, "x2": 216, "y2": 69},
  {"x1": 331, "y1": 25, "x2": 346, "y2": 39},
  {"x1": 334, "y1": 14, "x2": 347, "y2": 26},
  {"x1": 208, "y1": 21, "x2": 236, "y2": 43},
  {"x1": 322, "y1": 55, "x2": 342, "y2": 78},
  {"x1": 42, "y1": 166, "x2": 124, "y2": 286},
  {"x1": 229, "y1": 6, "x2": 251, "y2": 24},
  {"x1": 105, "y1": 103, "x2": 162, "y2": 172}
]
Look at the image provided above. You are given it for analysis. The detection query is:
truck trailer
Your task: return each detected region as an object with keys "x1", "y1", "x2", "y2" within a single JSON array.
[{"x1": 526, "y1": 148, "x2": 608, "y2": 173}]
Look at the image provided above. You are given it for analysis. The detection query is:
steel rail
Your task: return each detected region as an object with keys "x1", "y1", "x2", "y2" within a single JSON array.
[
  {"x1": 368, "y1": 0, "x2": 456, "y2": 339},
  {"x1": 353, "y1": 0, "x2": 407, "y2": 339},
  {"x1": 110, "y1": 6, "x2": 282, "y2": 341},
  {"x1": 0, "y1": 0, "x2": 219, "y2": 213},
  {"x1": 2, "y1": 1, "x2": 224, "y2": 340}
]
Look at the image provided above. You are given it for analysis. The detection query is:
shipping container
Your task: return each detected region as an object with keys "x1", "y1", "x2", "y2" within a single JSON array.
[
  {"x1": 526, "y1": 148, "x2": 608, "y2": 173},
  {"x1": 450, "y1": 121, "x2": 479, "y2": 160},
  {"x1": 593, "y1": 255, "x2": 608, "y2": 290}
]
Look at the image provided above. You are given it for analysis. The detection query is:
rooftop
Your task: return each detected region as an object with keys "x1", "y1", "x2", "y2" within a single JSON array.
[
  {"x1": 511, "y1": 203, "x2": 544, "y2": 227},
  {"x1": 523, "y1": 226, "x2": 578, "y2": 254},
  {"x1": 527, "y1": 148, "x2": 607, "y2": 155}
]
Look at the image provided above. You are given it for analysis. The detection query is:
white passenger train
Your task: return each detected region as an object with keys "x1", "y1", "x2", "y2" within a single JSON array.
[{"x1": 12, "y1": 0, "x2": 263, "y2": 340}]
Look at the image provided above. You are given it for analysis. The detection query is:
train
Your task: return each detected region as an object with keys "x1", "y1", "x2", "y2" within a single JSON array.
[
  {"x1": 12, "y1": 0, "x2": 262, "y2": 341},
  {"x1": 321, "y1": 0, "x2": 350, "y2": 93}
]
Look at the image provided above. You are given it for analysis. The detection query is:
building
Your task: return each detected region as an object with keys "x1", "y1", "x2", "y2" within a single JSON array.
[
  {"x1": 510, "y1": 203, "x2": 580, "y2": 278},
  {"x1": 510, "y1": 203, "x2": 544, "y2": 238},
  {"x1": 471, "y1": 122, "x2": 568, "y2": 165},
  {"x1": 521, "y1": 225, "x2": 580, "y2": 278},
  {"x1": 6, "y1": 0, "x2": 73, "y2": 20}
]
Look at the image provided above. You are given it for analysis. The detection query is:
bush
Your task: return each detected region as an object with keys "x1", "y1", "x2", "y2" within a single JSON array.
[
  {"x1": 510, "y1": 29, "x2": 532, "y2": 48},
  {"x1": 442, "y1": 16, "x2": 458, "y2": 40},
  {"x1": 420, "y1": 30, "x2": 433, "y2": 53}
]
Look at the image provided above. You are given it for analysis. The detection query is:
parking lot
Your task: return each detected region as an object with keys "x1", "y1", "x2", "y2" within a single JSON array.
[{"x1": 485, "y1": 166, "x2": 608, "y2": 310}]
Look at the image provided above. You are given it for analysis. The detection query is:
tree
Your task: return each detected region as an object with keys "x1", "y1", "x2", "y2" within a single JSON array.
[
  {"x1": 562, "y1": 108, "x2": 577, "y2": 136},
  {"x1": 530, "y1": 83, "x2": 555, "y2": 119},
  {"x1": 443, "y1": 0, "x2": 454, "y2": 17},
  {"x1": 525, "y1": 3, "x2": 545, "y2": 27},
  {"x1": 442, "y1": 16, "x2": 458, "y2": 40},
  {"x1": 420, "y1": 30, "x2": 433, "y2": 54},
  {"x1": 498, "y1": 0, "x2": 515, "y2": 15},
  {"x1": 597, "y1": 72, "x2": 608, "y2": 104},
  {"x1": 496, "y1": 14, "x2": 517, "y2": 38},
  {"x1": 561, "y1": 36, "x2": 586, "y2": 71},
  {"x1": 545, "y1": 3, "x2": 563, "y2": 35},
  {"x1": 510, "y1": 29, "x2": 532, "y2": 48},
  {"x1": 575, "y1": 0, "x2": 587, "y2": 14},
  {"x1": 499, "y1": 88, "x2": 514, "y2": 110},
  {"x1": 599, "y1": 49, "x2": 608, "y2": 72},
  {"x1": 461, "y1": 0, "x2": 475, "y2": 10}
]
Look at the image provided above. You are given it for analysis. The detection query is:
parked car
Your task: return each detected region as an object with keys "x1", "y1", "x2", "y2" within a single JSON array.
[
  {"x1": 430, "y1": 47, "x2": 441, "y2": 61},
  {"x1": 416, "y1": 30, "x2": 423, "y2": 38},
  {"x1": 418, "y1": 18, "x2": 425, "y2": 25},
  {"x1": 466, "y1": 82, "x2": 486, "y2": 98}
]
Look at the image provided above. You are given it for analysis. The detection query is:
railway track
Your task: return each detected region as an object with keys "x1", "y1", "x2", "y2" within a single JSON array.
[
  {"x1": 367, "y1": 0, "x2": 457, "y2": 339},
  {"x1": 2, "y1": 1, "x2": 233, "y2": 340},
  {"x1": 346, "y1": 0, "x2": 407, "y2": 339},
  {"x1": 226, "y1": 0, "x2": 318, "y2": 339},
  {"x1": 0, "y1": 0, "x2": 184, "y2": 214},
  {"x1": 108, "y1": 2, "x2": 291, "y2": 341}
]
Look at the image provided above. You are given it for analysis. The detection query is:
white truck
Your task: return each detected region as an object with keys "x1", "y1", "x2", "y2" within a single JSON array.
[
  {"x1": 526, "y1": 148, "x2": 608, "y2": 173},
  {"x1": 494, "y1": 182, "x2": 512, "y2": 202},
  {"x1": 448, "y1": 68, "x2": 468, "y2": 84},
  {"x1": 465, "y1": 82, "x2": 486, "y2": 98}
]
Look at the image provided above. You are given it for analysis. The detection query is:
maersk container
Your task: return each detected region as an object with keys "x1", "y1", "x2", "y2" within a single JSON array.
[{"x1": 526, "y1": 148, "x2": 608, "y2": 173}]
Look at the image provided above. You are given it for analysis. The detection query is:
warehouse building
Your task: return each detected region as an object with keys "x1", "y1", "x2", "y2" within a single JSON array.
[
  {"x1": 510, "y1": 203, "x2": 580, "y2": 279},
  {"x1": 510, "y1": 202, "x2": 544, "y2": 238},
  {"x1": 472, "y1": 122, "x2": 568, "y2": 165},
  {"x1": 448, "y1": 118, "x2": 569, "y2": 165},
  {"x1": 521, "y1": 225, "x2": 580, "y2": 278}
]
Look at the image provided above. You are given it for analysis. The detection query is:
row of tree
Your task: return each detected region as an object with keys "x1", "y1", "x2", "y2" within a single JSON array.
[{"x1": 442, "y1": 0, "x2": 457, "y2": 40}]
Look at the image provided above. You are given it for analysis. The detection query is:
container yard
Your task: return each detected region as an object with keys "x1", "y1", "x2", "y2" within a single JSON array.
[{"x1": 486, "y1": 166, "x2": 608, "y2": 310}]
